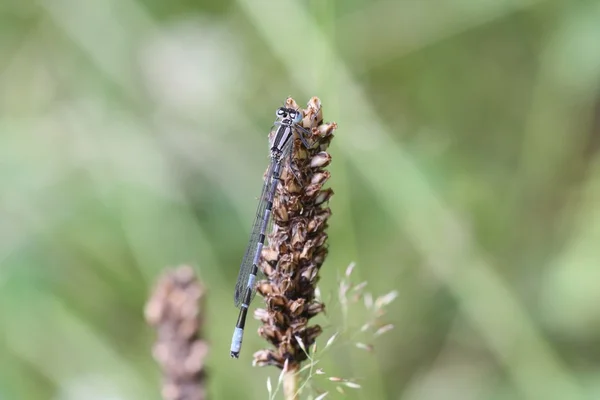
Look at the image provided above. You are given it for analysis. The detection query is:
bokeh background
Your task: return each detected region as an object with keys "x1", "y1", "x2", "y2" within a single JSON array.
[{"x1": 2, "y1": 0, "x2": 600, "y2": 399}]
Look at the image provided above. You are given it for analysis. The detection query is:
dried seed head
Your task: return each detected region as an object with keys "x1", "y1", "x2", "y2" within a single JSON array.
[
  {"x1": 310, "y1": 152, "x2": 332, "y2": 168},
  {"x1": 254, "y1": 308, "x2": 269, "y2": 321},
  {"x1": 254, "y1": 97, "x2": 336, "y2": 369},
  {"x1": 145, "y1": 265, "x2": 207, "y2": 400}
]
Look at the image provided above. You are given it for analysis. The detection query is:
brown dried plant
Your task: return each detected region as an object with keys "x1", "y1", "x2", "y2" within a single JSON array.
[
  {"x1": 250, "y1": 99, "x2": 397, "y2": 400},
  {"x1": 145, "y1": 265, "x2": 208, "y2": 400},
  {"x1": 252, "y1": 97, "x2": 337, "y2": 399}
]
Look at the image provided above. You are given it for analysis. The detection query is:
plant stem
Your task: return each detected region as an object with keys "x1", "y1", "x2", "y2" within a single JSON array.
[{"x1": 283, "y1": 363, "x2": 300, "y2": 400}]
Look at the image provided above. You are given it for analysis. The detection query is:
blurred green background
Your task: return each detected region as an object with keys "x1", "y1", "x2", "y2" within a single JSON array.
[{"x1": 2, "y1": 0, "x2": 600, "y2": 399}]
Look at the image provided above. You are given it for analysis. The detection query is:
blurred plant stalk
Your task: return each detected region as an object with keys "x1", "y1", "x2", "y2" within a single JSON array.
[{"x1": 145, "y1": 265, "x2": 208, "y2": 400}]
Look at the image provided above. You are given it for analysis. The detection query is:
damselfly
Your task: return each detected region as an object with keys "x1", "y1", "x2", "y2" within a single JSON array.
[{"x1": 230, "y1": 105, "x2": 313, "y2": 358}]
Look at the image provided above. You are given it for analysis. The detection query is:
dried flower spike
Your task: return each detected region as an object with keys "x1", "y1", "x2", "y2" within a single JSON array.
[
  {"x1": 252, "y1": 96, "x2": 336, "y2": 375},
  {"x1": 145, "y1": 265, "x2": 208, "y2": 400}
]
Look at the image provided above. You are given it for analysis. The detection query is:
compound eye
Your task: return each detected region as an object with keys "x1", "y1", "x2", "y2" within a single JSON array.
[
  {"x1": 290, "y1": 110, "x2": 302, "y2": 123},
  {"x1": 276, "y1": 107, "x2": 286, "y2": 117}
]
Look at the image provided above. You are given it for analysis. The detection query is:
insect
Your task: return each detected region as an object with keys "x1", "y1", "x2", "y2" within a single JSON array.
[{"x1": 230, "y1": 105, "x2": 313, "y2": 358}]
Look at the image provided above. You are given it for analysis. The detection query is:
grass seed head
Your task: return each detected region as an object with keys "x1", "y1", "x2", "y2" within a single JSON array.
[{"x1": 253, "y1": 97, "x2": 336, "y2": 370}]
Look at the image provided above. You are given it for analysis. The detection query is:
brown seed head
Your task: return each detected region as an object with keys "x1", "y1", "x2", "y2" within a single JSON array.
[
  {"x1": 145, "y1": 265, "x2": 207, "y2": 400},
  {"x1": 253, "y1": 97, "x2": 336, "y2": 369}
]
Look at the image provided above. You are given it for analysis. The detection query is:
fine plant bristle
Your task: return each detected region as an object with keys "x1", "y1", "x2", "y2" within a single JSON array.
[
  {"x1": 291, "y1": 261, "x2": 398, "y2": 398},
  {"x1": 145, "y1": 265, "x2": 208, "y2": 400},
  {"x1": 253, "y1": 96, "x2": 336, "y2": 371}
]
